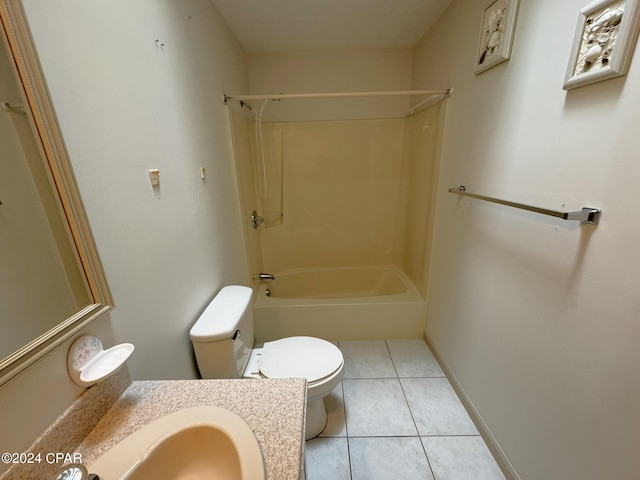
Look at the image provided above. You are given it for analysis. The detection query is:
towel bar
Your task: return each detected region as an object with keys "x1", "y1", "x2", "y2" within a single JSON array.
[{"x1": 448, "y1": 186, "x2": 601, "y2": 225}]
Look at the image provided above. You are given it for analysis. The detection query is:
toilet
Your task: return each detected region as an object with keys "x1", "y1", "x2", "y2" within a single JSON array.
[{"x1": 189, "y1": 285, "x2": 344, "y2": 440}]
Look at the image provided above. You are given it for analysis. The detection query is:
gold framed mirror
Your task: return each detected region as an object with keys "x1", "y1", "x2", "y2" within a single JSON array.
[{"x1": 0, "y1": 0, "x2": 113, "y2": 385}]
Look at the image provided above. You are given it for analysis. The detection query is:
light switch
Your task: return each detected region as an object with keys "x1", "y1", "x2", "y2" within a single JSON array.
[
  {"x1": 149, "y1": 169, "x2": 160, "y2": 186},
  {"x1": 200, "y1": 167, "x2": 207, "y2": 179}
]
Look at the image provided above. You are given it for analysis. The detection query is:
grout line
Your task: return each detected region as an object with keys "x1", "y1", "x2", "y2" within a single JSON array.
[
  {"x1": 346, "y1": 435, "x2": 353, "y2": 480},
  {"x1": 342, "y1": 375, "x2": 445, "y2": 380},
  {"x1": 385, "y1": 340, "x2": 437, "y2": 479},
  {"x1": 384, "y1": 340, "x2": 418, "y2": 435},
  {"x1": 419, "y1": 439, "x2": 437, "y2": 480},
  {"x1": 384, "y1": 339, "x2": 401, "y2": 378},
  {"x1": 337, "y1": 343, "x2": 353, "y2": 479}
]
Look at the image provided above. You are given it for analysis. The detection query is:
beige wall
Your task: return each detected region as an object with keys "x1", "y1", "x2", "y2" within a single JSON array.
[
  {"x1": 22, "y1": 0, "x2": 251, "y2": 380},
  {"x1": 416, "y1": 1, "x2": 640, "y2": 479},
  {"x1": 0, "y1": 1, "x2": 249, "y2": 472}
]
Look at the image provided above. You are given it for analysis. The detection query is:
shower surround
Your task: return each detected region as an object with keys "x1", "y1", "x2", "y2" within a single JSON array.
[{"x1": 227, "y1": 99, "x2": 445, "y2": 340}]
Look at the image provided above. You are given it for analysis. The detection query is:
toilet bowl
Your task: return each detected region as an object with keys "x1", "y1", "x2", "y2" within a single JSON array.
[
  {"x1": 189, "y1": 285, "x2": 345, "y2": 440},
  {"x1": 245, "y1": 336, "x2": 344, "y2": 438}
]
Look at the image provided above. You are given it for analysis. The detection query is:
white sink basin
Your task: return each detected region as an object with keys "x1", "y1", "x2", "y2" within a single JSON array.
[{"x1": 88, "y1": 406, "x2": 265, "y2": 480}]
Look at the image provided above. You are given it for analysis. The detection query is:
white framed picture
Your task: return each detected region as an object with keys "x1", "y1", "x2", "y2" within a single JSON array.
[
  {"x1": 474, "y1": 0, "x2": 520, "y2": 74},
  {"x1": 564, "y1": 0, "x2": 640, "y2": 90}
]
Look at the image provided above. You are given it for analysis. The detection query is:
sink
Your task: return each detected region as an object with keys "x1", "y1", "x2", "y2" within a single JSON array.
[{"x1": 88, "y1": 406, "x2": 265, "y2": 480}]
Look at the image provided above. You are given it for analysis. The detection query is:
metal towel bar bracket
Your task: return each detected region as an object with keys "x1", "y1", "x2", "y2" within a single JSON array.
[{"x1": 449, "y1": 186, "x2": 601, "y2": 225}]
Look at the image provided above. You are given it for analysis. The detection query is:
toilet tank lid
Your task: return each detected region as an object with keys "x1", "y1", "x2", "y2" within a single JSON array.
[{"x1": 189, "y1": 285, "x2": 253, "y2": 342}]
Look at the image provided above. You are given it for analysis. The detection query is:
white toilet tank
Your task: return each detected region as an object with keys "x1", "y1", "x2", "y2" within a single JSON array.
[{"x1": 189, "y1": 285, "x2": 255, "y2": 379}]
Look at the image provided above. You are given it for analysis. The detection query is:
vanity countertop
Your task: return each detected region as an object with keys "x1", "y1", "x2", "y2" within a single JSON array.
[{"x1": 77, "y1": 378, "x2": 307, "y2": 480}]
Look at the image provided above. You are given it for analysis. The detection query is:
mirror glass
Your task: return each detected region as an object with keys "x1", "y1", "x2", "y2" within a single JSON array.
[
  {"x1": 0, "y1": 1, "x2": 113, "y2": 384},
  {"x1": 0, "y1": 41, "x2": 92, "y2": 359}
]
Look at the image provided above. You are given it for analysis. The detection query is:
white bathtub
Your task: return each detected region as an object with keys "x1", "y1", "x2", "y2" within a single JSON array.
[{"x1": 253, "y1": 266, "x2": 427, "y2": 341}]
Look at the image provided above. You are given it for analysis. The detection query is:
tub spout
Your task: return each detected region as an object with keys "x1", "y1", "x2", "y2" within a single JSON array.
[{"x1": 253, "y1": 273, "x2": 275, "y2": 281}]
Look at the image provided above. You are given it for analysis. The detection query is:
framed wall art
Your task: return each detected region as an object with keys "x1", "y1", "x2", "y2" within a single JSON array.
[
  {"x1": 564, "y1": 0, "x2": 640, "y2": 90},
  {"x1": 474, "y1": 0, "x2": 521, "y2": 74}
]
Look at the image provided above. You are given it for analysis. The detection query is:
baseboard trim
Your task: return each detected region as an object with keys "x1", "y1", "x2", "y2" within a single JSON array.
[{"x1": 423, "y1": 334, "x2": 521, "y2": 480}]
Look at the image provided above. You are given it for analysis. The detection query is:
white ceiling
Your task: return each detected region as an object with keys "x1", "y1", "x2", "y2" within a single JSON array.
[{"x1": 211, "y1": 0, "x2": 453, "y2": 53}]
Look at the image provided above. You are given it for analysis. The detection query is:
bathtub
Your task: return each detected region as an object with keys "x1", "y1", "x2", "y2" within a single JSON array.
[{"x1": 252, "y1": 266, "x2": 427, "y2": 341}]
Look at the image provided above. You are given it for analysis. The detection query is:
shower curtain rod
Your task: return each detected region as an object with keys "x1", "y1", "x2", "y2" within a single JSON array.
[{"x1": 223, "y1": 88, "x2": 450, "y2": 103}]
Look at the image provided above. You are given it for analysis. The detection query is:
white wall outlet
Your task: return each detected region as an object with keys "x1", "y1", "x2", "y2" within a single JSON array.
[{"x1": 149, "y1": 169, "x2": 160, "y2": 186}]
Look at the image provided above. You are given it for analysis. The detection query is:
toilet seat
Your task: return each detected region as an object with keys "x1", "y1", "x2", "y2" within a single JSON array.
[{"x1": 259, "y1": 336, "x2": 343, "y2": 383}]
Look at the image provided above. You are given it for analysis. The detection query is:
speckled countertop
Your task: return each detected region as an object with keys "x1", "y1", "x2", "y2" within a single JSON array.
[{"x1": 78, "y1": 378, "x2": 307, "y2": 480}]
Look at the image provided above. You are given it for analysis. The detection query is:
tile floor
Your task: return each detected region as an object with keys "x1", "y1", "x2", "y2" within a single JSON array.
[{"x1": 305, "y1": 339, "x2": 506, "y2": 480}]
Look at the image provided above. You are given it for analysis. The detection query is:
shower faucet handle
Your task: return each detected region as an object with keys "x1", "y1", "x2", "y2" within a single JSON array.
[{"x1": 251, "y1": 210, "x2": 264, "y2": 229}]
